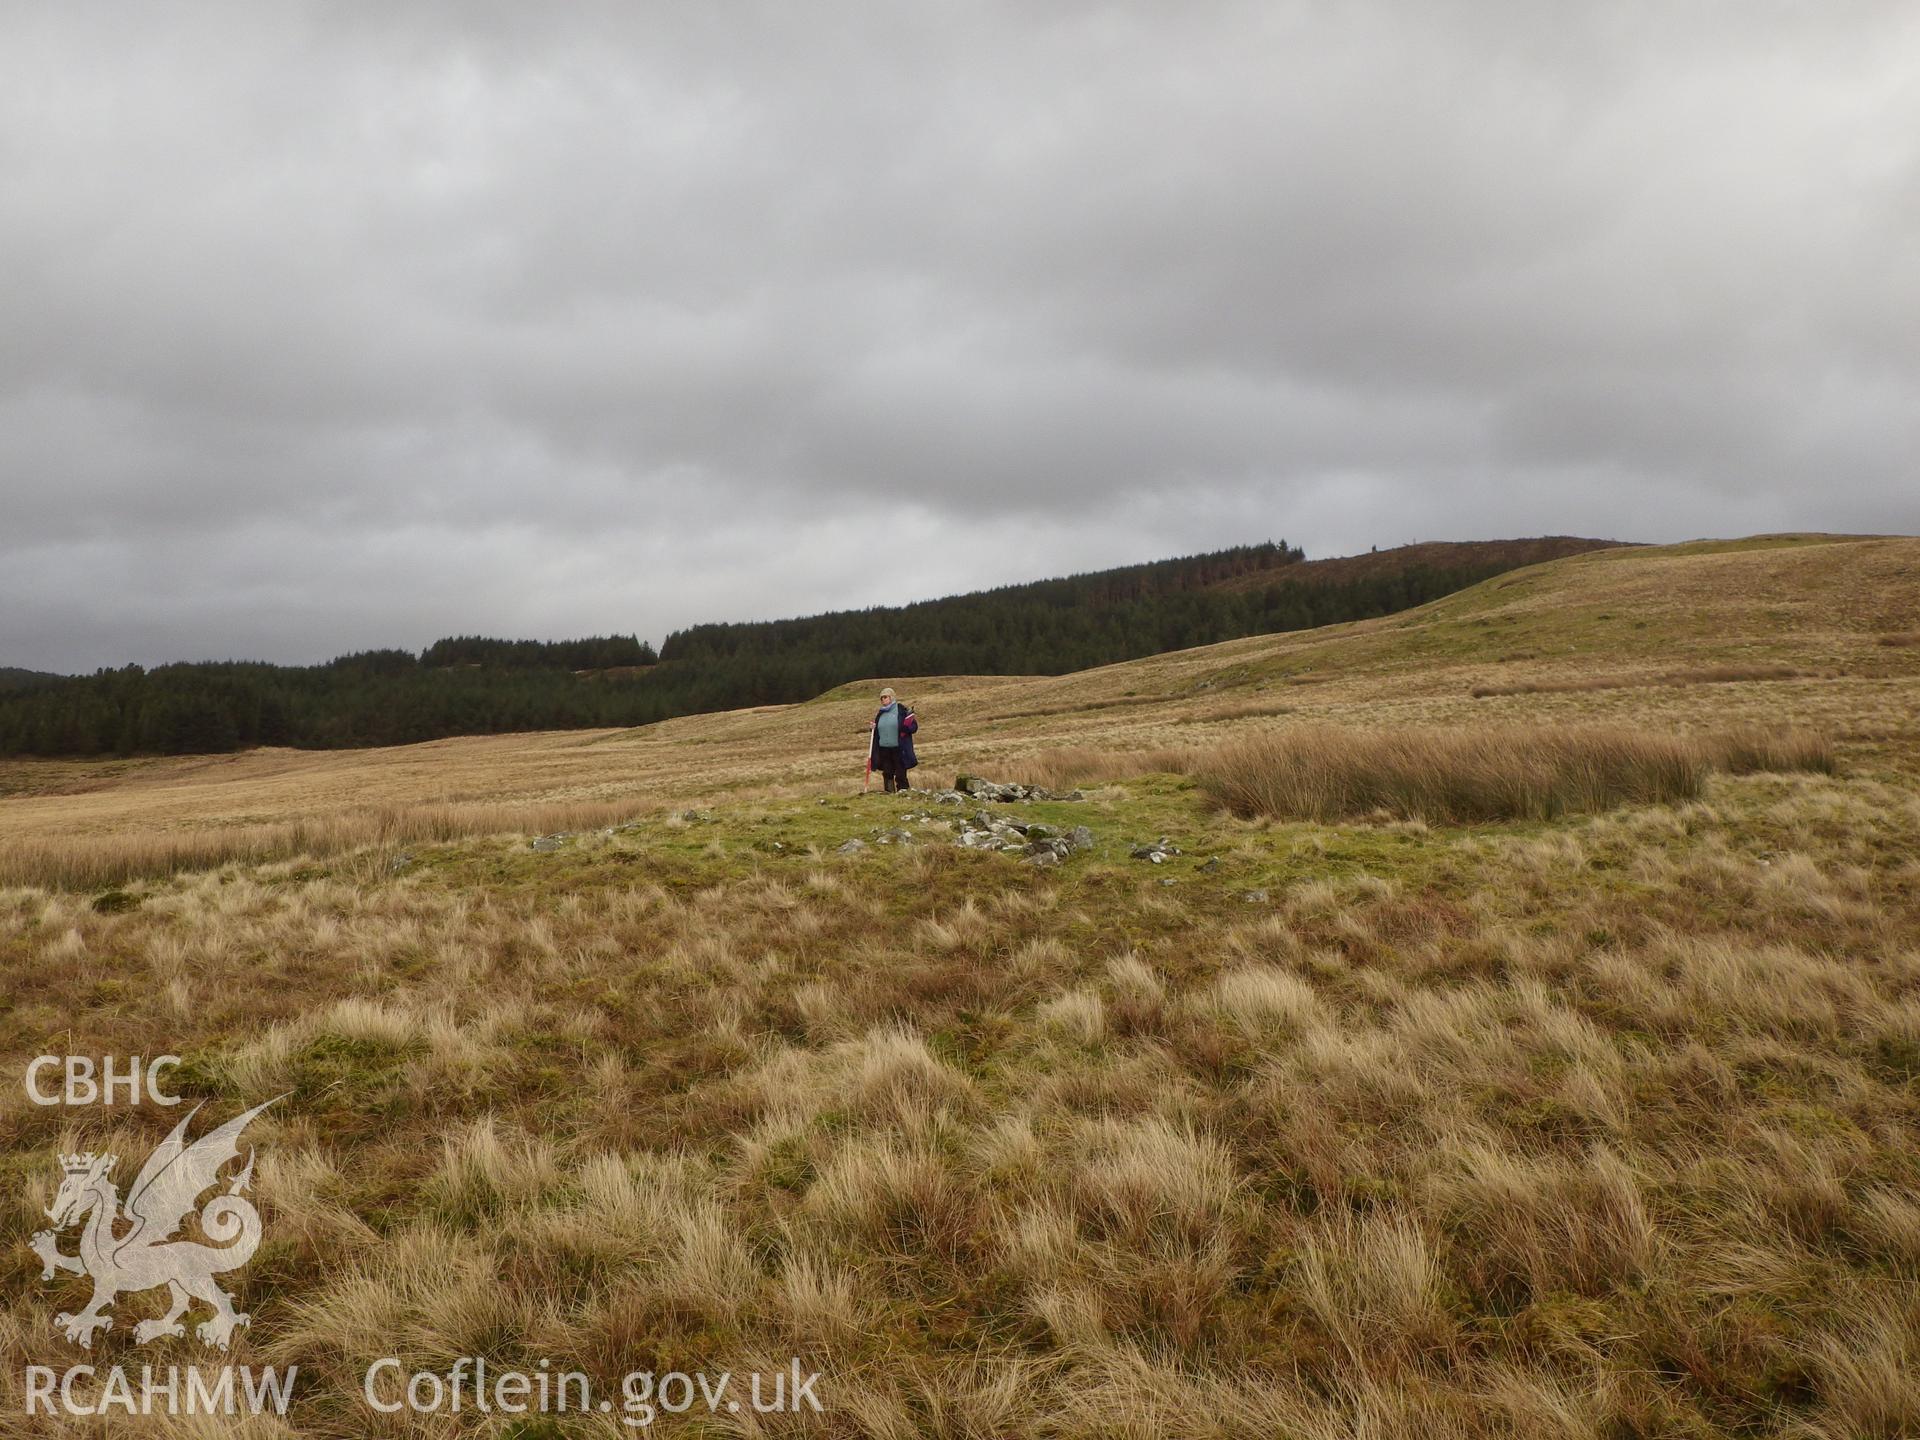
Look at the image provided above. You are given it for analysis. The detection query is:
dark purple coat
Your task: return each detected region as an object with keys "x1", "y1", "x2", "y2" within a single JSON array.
[{"x1": 869, "y1": 703, "x2": 918, "y2": 769}]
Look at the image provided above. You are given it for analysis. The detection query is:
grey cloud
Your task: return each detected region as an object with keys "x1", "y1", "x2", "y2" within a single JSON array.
[{"x1": 2, "y1": 0, "x2": 1916, "y2": 672}]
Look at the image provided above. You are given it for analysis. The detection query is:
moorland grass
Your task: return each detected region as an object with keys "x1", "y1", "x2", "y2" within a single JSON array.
[
  {"x1": 1198, "y1": 724, "x2": 1707, "y2": 823},
  {"x1": 1470, "y1": 661, "x2": 1812, "y2": 698},
  {"x1": 0, "y1": 797, "x2": 659, "y2": 891},
  {"x1": 4, "y1": 772, "x2": 1917, "y2": 1437},
  {"x1": 1, "y1": 534, "x2": 1917, "y2": 1433},
  {"x1": 1016, "y1": 723, "x2": 1836, "y2": 825}
]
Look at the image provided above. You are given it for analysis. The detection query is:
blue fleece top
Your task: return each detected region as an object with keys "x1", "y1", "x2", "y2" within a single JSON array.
[{"x1": 875, "y1": 702, "x2": 901, "y2": 746}]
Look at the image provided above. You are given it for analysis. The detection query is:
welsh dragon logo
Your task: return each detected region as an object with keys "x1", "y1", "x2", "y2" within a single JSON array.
[{"x1": 29, "y1": 1097, "x2": 280, "y2": 1350}]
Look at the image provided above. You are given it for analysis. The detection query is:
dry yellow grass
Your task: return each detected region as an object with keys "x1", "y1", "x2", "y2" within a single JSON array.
[
  {"x1": 1470, "y1": 661, "x2": 1813, "y2": 698},
  {"x1": 2, "y1": 533, "x2": 1918, "y2": 1436},
  {"x1": 1002, "y1": 743, "x2": 1202, "y2": 791},
  {"x1": 4, "y1": 771, "x2": 1918, "y2": 1435},
  {"x1": 3, "y1": 534, "x2": 1916, "y2": 888},
  {"x1": 0, "y1": 797, "x2": 662, "y2": 891},
  {"x1": 1195, "y1": 722, "x2": 1836, "y2": 823}
]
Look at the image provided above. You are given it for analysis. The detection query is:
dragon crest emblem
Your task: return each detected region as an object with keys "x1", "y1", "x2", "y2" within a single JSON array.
[{"x1": 30, "y1": 1096, "x2": 281, "y2": 1350}]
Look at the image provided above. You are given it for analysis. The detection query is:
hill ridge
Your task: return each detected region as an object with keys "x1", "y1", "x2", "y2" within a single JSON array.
[{"x1": 0, "y1": 536, "x2": 1619, "y2": 757}]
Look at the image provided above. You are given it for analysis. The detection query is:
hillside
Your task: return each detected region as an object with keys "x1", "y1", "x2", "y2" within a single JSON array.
[
  {"x1": 3, "y1": 533, "x2": 1913, "y2": 875},
  {"x1": 4, "y1": 535, "x2": 1920, "y2": 1435},
  {"x1": 1205, "y1": 535, "x2": 1624, "y2": 591},
  {"x1": 0, "y1": 666, "x2": 59, "y2": 692},
  {"x1": 0, "y1": 537, "x2": 1620, "y2": 758},
  {"x1": 655, "y1": 536, "x2": 1625, "y2": 680}
]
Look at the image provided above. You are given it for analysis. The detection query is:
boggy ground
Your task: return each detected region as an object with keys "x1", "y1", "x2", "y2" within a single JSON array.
[{"x1": 1, "y1": 533, "x2": 1918, "y2": 1436}]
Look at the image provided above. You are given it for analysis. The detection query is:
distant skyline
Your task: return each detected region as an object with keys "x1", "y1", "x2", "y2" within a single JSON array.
[
  {"x1": 4, "y1": 3, "x2": 1916, "y2": 672},
  {"x1": 9, "y1": 534, "x2": 1638, "y2": 675}
]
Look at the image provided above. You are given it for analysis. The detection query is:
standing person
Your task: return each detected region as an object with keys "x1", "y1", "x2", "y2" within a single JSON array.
[{"x1": 867, "y1": 686, "x2": 918, "y2": 793}]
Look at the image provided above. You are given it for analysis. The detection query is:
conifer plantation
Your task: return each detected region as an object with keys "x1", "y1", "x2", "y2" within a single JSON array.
[{"x1": 0, "y1": 540, "x2": 1607, "y2": 757}]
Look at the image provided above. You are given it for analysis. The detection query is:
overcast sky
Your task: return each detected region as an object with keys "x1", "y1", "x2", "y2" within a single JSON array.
[{"x1": 3, "y1": 2, "x2": 1916, "y2": 671}]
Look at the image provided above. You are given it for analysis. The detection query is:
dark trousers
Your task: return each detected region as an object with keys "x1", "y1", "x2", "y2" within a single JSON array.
[{"x1": 874, "y1": 745, "x2": 910, "y2": 792}]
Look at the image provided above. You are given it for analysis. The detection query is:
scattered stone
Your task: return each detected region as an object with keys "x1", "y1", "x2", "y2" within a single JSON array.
[
  {"x1": 1199, "y1": 856, "x2": 1224, "y2": 874},
  {"x1": 836, "y1": 838, "x2": 867, "y2": 855},
  {"x1": 1129, "y1": 837, "x2": 1181, "y2": 863},
  {"x1": 1242, "y1": 889, "x2": 1269, "y2": 904},
  {"x1": 953, "y1": 775, "x2": 1086, "y2": 803},
  {"x1": 1023, "y1": 850, "x2": 1061, "y2": 868},
  {"x1": 874, "y1": 828, "x2": 915, "y2": 846},
  {"x1": 919, "y1": 781, "x2": 1091, "y2": 806},
  {"x1": 387, "y1": 852, "x2": 415, "y2": 875},
  {"x1": 1158, "y1": 877, "x2": 1179, "y2": 886},
  {"x1": 957, "y1": 813, "x2": 1013, "y2": 847},
  {"x1": 678, "y1": 808, "x2": 716, "y2": 823},
  {"x1": 947, "y1": 799, "x2": 1096, "y2": 861},
  {"x1": 530, "y1": 833, "x2": 571, "y2": 853}
]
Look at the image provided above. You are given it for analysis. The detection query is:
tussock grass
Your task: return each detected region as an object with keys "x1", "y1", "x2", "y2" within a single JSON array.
[
  {"x1": 1880, "y1": 630, "x2": 1920, "y2": 647},
  {"x1": 1009, "y1": 722, "x2": 1836, "y2": 823},
  {"x1": 1705, "y1": 724, "x2": 1836, "y2": 775},
  {"x1": 5, "y1": 755, "x2": 1920, "y2": 1436},
  {"x1": 1204, "y1": 965, "x2": 1326, "y2": 1033},
  {"x1": 1198, "y1": 724, "x2": 1702, "y2": 822},
  {"x1": 5, "y1": 536, "x2": 1920, "y2": 1433},
  {"x1": 1196, "y1": 723, "x2": 1834, "y2": 823}
]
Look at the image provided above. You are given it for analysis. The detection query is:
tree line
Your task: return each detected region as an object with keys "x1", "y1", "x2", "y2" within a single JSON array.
[
  {"x1": 419, "y1": 635, "x2": 657, "y2": 670},
  {"x1": 0, "y1": 544, "x2": 1520, "y2": 756}
]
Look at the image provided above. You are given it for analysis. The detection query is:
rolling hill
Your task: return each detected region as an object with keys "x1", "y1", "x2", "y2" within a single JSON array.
[
  {"x1": 5, "y1": 533, "x2": 1919, "y2": 1437},
  {"x1": 1203, "y1": 535, "x2": 1624, "y2": 591},
  {"x1": 2, "y1": 532, "x2": 1912, "y2": 873},
  {"x1": 0, "y1": 536, "x2": 1621, "y2": 757}
]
